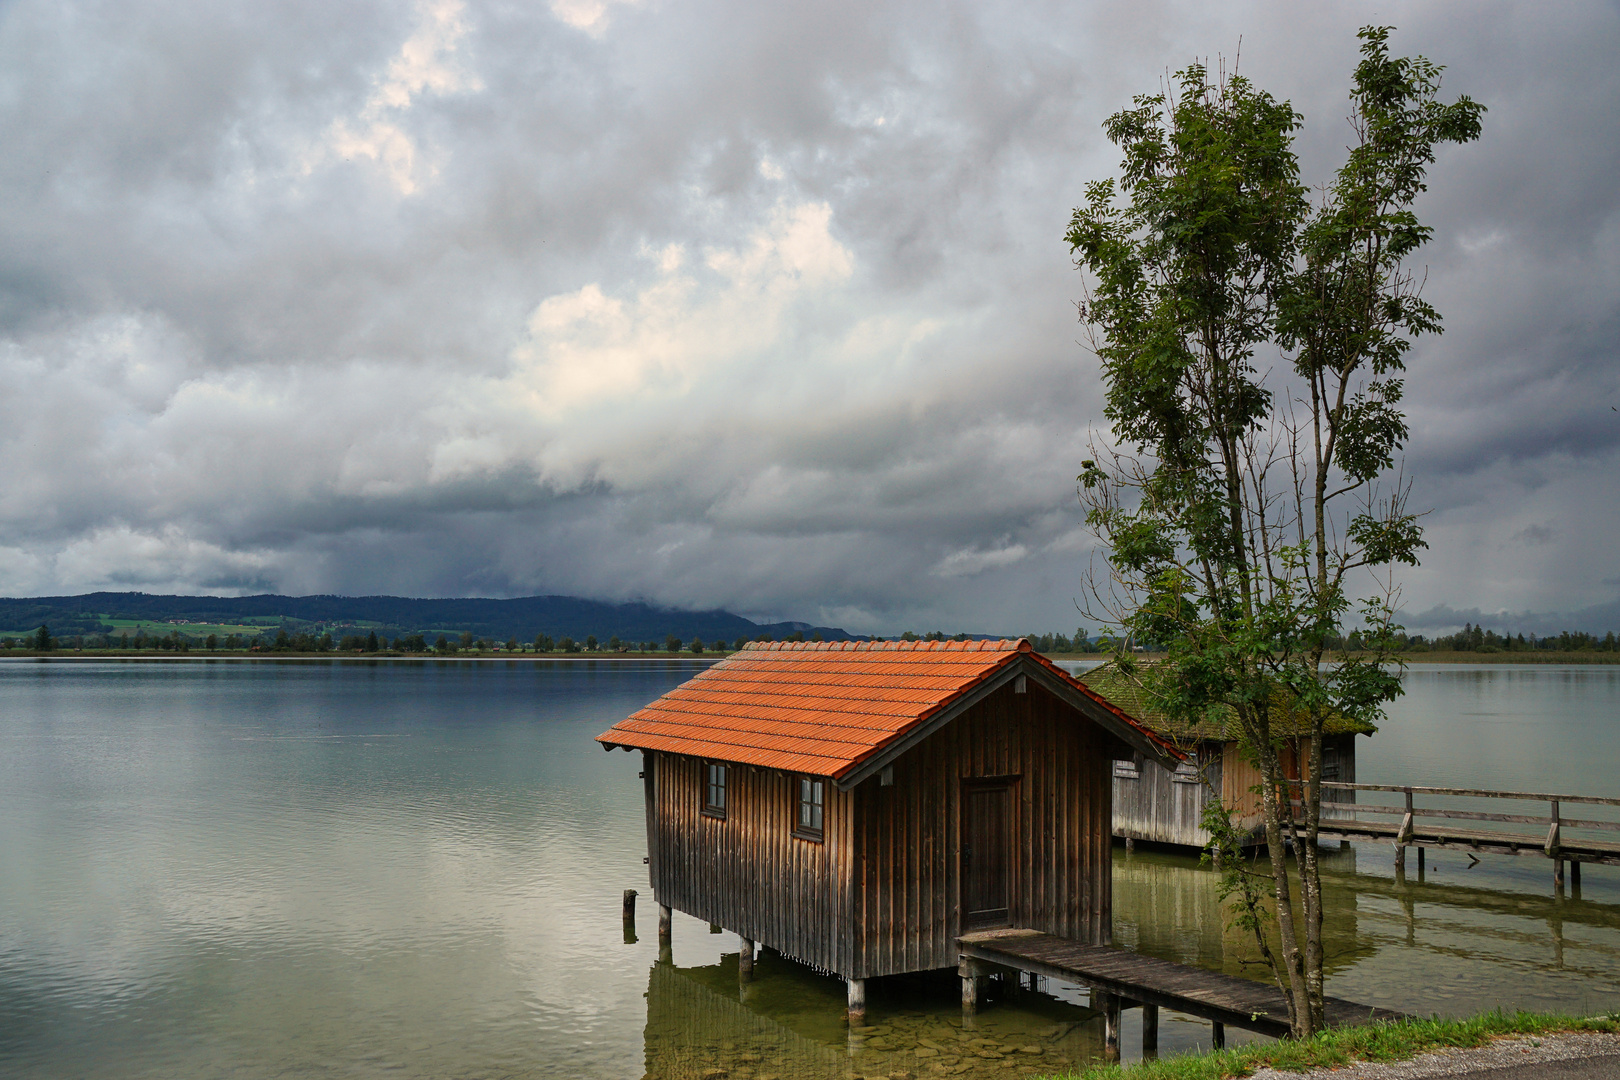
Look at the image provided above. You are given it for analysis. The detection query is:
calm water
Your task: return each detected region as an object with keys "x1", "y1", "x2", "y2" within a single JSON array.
[{"x1": 1, "y1": 660, "x2": 1617, "y2": 1079}]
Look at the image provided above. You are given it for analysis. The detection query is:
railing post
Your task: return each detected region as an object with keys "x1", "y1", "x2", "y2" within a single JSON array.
[{"x1": 1395, "y1": 787, "x2": 1413, "y2": 871}]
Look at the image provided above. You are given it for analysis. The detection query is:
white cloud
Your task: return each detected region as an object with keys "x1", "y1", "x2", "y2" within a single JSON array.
[
  {"x1": 932, "y1": 543, "x2": 1030, "y2": 578},
  {"x1": 549, "y1": 0, "x2": 642, "y2": 36},
  {"x1": 316, "y1": 0, "x2": 482, "y2": 195},
  {"x1": 505, "y1": 200, "x2": 855, "y2": 421}
]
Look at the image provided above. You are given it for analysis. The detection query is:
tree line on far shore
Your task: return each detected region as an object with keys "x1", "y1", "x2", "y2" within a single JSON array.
[{"x1": 8, "y1": 620, "x2": 1619, "y2": 655}]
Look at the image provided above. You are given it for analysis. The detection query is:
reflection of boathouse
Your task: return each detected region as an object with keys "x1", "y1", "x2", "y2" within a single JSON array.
[
  {"x1": 1077, "y1": 663, "x2": 1369, "y2": 850},
  {"x1": 597, "y1": 640, "x2": 1180, "y2": 1010},
  {"x1": 644, "y1": 954, "x2": 1105, "y2": 1080}
]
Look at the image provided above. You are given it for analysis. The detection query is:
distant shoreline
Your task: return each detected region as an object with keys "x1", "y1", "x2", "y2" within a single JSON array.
[{"x1": 2, "y1": 648, "x2": 1617, "y2": 664}]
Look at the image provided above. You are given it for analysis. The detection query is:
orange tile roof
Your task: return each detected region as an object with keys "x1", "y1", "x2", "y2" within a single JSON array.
[{"x1": 596, "y1": 638, "x2": 1177, "y2": 782}]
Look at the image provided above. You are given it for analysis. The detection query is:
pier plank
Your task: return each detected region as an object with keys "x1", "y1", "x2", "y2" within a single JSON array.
[{"x1": 959, "y1": 928, "x2": 1402, "y2": 1039}]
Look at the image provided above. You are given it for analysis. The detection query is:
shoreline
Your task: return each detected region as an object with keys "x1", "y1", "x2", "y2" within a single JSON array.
[
  {"x1": 4, "y1": 649, "x2": 1620, "y2": 664},
  {"x1": 1047, "y1": 1012, "x2": 1620, "y2": 1080}
]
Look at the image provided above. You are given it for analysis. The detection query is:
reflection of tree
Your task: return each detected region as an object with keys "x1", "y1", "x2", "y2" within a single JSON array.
[
  {"x1": 1111, "y1": 850, "x2": 1367, "y2": 981},
  {"x1": 642, "y1": 954, "x2": 1106, "y2": 1080}
]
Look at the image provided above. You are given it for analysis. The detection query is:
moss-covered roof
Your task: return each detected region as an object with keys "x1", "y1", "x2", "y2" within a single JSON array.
[{"x1": 1074, "y1": 660, "x2": 1377, "y2": 743}]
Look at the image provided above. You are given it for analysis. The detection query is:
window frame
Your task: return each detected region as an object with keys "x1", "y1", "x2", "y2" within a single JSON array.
[
  {"x1": 793, "y1": 775, "x2": 825, "y2": 841},
  {"x1": 702, "y1": 761, "x2": 728, "y2": 820}
]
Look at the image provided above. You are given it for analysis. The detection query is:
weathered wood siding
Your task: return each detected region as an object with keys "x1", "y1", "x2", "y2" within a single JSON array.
[
  {"x1": 848, "y1": 679, "x2": 1120, "y2": 980},
  {"x1": 1222, "y1": 735, "x2": 1360, "y2": 837},
  {"x1": 646, "y1": 752, "x2": 855, "y2": 975},
  {"x1": 1112, "y1": 743, "x2": 1221, "y2": 847}
]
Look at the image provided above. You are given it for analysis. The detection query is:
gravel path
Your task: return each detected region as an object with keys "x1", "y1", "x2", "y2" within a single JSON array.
[{"x1": 1245, "y1": 1031, "x2": 1620, "y2": 1080}]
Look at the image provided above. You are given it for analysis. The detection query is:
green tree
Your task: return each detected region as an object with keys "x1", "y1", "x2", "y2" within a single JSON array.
[
  {"x1": 1067, "y1": 27, "x2": 1480, "y2": 1036},
  {"x1": 33, "y1": 624, "x2": 52, "y2": 651},
  {"x1": 367, "y1": 630, "x2": 380, "y2": 652},
  {"x1": 665, "y1": 634, "x2": 682, "y2": 653},
  {"x1": 534, "y1": 633, "x2": 554, "y2": 652},
  {"x1": 585, "y1": 634, "x2": 599, "y2": 651},
  {"x1": 690, "y1": 637, "x2": 705, "y2": 655},
  {"x1": 205, "y1": 633, "x2": 218, "y2": 650}
]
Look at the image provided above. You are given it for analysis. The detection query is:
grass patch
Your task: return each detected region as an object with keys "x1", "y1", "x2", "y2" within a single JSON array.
[{"x1": 1041, "y1": 1011, "x2": 1620, "y2": 1080}]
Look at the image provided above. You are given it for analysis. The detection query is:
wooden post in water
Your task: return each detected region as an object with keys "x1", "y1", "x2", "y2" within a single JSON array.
[
  {"x1": 622, "y1": 889, "x2": 637, "y2": 943},
  {"x1": 1100, "y1": 991, "x2": 1120, "y2": 1058},
  {"x1": 1548, "y1": 799, "x2": 1563, "y2": 889},
  {"x1": 1142, "y1": 1003, "x2": 1159, "y2": 1057},
  {"x1": 657, "y1": 903, "x2": 672, "y2": 943},
  {"x1": 1395, "y1": 788, "x2": 1413, "y2": 872},
  {"x1": 846, "y1": 978, "x2": 866, "y2": 1024},
  {"x1": 959, "y1": 958, "x2": 984, "y2": 1024},
  {"x1": 738, "y1": 936, "x2": 754, "y2": 982}
]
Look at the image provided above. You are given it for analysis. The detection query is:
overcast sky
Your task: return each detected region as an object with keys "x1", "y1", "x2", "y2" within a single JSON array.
[{"x1": 0, "y1": 0, "x2": 1615, "y2": 636}]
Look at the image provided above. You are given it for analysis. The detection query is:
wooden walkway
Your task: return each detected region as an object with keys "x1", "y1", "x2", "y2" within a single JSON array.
[
  {"x1": 1306, "y1": 782, "x2": 1620, "y2": 886},
  {"x1": 958, "y1": 928, "x2": 1402, "y2": 1047}
]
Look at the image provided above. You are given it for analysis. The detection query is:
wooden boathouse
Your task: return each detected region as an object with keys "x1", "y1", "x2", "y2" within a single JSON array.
[
  {"x1": 1078, "y1": 662, "x2": 1370, "y2": 850},
  {"x1": 596, "y1": 639, "x2": 1182, "y2": 1018}
]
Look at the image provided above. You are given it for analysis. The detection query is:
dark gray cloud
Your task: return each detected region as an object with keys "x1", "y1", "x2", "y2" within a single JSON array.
[{"x1": 0, "y1": 0, "x2": 1616, "y2": 635}]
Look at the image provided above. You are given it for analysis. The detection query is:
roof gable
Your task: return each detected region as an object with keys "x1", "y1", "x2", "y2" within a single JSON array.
[{"x1": 596, "y1": 639, "x2": 1181, "y2": 785}]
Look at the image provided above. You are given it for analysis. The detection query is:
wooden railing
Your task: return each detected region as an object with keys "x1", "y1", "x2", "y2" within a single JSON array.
[{"x1": 1284, "y1": 780, "x2": 1620, "y2": 886}]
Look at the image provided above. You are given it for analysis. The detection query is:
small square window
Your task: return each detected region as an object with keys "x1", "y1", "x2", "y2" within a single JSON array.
[
  {"x1": 703, "y1": 763, "x2": 727, "y2": 818},
  {"x1": 794, "y1": 776, "x2": 824, "y2": 840},
  {"x1": 1171, "y1": 761, "x2": 1200, "y2": 784}
]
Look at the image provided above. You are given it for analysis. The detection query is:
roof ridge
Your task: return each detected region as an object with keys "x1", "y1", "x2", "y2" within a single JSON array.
[{"x1": 738, "y1": 637, "x2": 1028, "y2": 654}]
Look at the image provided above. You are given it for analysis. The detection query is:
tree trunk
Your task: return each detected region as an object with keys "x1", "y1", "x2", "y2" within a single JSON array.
[{"x1": 1254, "y1": 737, "x2": 1314, "y2": 1037}]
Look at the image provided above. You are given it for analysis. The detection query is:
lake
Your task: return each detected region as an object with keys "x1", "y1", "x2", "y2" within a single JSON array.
[{"x1": 1, "y1": 659, "x2": 1617, "y2": 1078}]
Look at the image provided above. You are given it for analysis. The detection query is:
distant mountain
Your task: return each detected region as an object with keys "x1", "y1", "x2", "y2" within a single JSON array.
[{"x1": 0, "y1": 592, "x2": 860, "y2": 644}]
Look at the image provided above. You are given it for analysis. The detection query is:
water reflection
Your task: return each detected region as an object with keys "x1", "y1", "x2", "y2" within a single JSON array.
[
  {"x1": 2, "y1": 661, "x2": 1619, "y2": 1079},
  {"x1": 1115, "y1": 843, "x2": 1620, "y2": 1021},
  {"x1": 643, "y1": 952, "x2": 1108, "y2": 1079}
]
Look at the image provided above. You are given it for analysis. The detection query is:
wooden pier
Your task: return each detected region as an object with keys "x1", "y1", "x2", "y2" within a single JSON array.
[
  {"x1": 958, "y1": 928, "x2": 1402, "y2": 1053},
  {"x1": 1302, "y1": 782, "x2": 1620, "y2": 886}
]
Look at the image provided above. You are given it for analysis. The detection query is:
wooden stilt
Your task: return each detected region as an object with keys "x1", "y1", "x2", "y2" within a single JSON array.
[
  {"x1": 622, "y1": 889, "x2": 637, "y2": 943},
  {"x1": 1394, "y1": 843, "x2": 1406, "y2": 872},
  {"x1": 1555, "y1": 858, "x2": 1565, "y2": 890},
  {"x1": 1125, "y1": 836, "x2": 1135, "y2": 853},
  {"x1": 657, "y1": 903, "x2": 672, "y2": 942},
  {"x1": 1101, "y1": 991, "x2": 1120, "y2": 1057},
  {"x1": 1572, "y1": 860, "x2": 1582, "y2": 888},
  {"x1": 847, "y1": 978, "x2": 866, "y2": 1024},
  {"x1": 1212, "y1": 1021, "x2": 1225, "y2": 1049},
  {"x1": 1142, "y1": 1003, "x2": 1159, "y2": 1057},
  {"x1": 738, "y1": 937, "x2": 754, "y2": 982},
  {"x1": 1417, "y1": 847, "x2": 1425, "y2": 873}
]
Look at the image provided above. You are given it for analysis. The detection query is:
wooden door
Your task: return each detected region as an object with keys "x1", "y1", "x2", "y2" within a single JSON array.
[{"x1": 961, "y1": 783, "x2": 1011, "y2": 928}]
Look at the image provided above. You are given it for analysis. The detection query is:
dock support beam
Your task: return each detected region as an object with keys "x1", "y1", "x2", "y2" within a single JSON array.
[
  {"x1": 622, "y1": 889, "x2": 637, "y2": 943},
  {"x1": 846, "y1": 978, "x2": 866, "y2": 1024},
  {"x1": 738, "y1": 937, "x2": 754, "y2": 982},
  {"x1": 1212, "y1": 1021, "x2": 1226, "y2": 1049},
  {"x1": 1142, "y1": 1003, "x2": 1159, "y2": 1057},
  {"x1": 657, "y1": 903, "x2": 671, "y2": 941},
  {"x1": 1099, "y1": 990, "x2": 1121, "y2": 1058}
]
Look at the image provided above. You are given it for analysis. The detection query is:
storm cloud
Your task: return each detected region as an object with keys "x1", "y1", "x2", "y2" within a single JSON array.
[{"x1": 0, "y1": 0, "x2": 1616, "y2": 634}]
